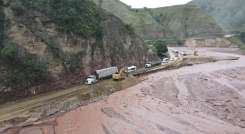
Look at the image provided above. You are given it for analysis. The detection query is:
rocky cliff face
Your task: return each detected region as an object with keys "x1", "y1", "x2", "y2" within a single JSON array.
[
  {"x1": 0, "y1": 0, "x2": 149, "y2": 100},
  {"x1": 190, "y1": 0, "x2": 245, "y2": 32}
]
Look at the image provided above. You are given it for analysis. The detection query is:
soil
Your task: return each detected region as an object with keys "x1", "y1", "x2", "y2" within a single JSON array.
[{"x1": 2, "y1": 47, "x2": 245, "y2": 134}]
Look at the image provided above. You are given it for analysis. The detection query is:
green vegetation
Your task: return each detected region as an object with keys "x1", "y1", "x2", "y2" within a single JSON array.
[
  {"x1": 46, "y1": 40, "x2": 62, "y2": 59},
  {"x1": 0, "y1": 2, "x2": 4, "y2": 48},
  {"x1": 239, "y1": 32, "x2": 245, "y2": 49},
  {"x1": 146, "y1": 40, "x2": 168, "y2": 59},
  {"x1": 0, "y1": 44, "x2": 48, "y2": 90},
  {"x1": 191, "y1": 0, "x2": 245, "y2": 32},
  {"x1": 92, "y1": 0, "x2": 223, "y2": 41},
  {"x1": 124, "y1": 24, "x2": 135, "y2": 35},
  {"x1": 92, "y1": 0, "x2": 165, "y2": 40},
  {"x1": 17, "y1": 0, "x2": 104, "y2": 39},
  {"x1": 240, "y1": 32, "x2": 245, "y2": 44},
  {"x1": 148, "y1": 5, "x2": 224, "y2": 39},
  {"x1": 227, "y1": 33, "x2": 245, "y2": 50}
]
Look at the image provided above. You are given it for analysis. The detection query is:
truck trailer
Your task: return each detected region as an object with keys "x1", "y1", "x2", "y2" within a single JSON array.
[{"x1": 96, "y1": 67, "x2": 118, "y2": 79}]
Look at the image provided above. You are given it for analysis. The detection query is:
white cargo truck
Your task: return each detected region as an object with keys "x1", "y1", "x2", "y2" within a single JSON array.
[{"x1": 96, "y1": 67, "x2": 118, "y2": 79}]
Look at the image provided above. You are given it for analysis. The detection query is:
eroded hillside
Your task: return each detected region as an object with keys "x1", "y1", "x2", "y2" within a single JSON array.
[{"x1": 0, "y1": 0, "x2": 149, "y2": 102}]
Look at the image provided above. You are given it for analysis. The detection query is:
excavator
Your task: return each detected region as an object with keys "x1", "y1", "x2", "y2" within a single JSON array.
[{"x1": 112, "y1": 67, "x2": 128, "y2": 80}]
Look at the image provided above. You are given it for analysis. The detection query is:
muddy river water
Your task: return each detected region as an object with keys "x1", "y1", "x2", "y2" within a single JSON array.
[{"x1": 5, "y1": 48, "x2": 245, "y2": 134}]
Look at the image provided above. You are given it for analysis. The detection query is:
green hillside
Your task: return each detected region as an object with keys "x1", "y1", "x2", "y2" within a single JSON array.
[
  {"x1": 92, "y1": 0, "x2": 224, "y2": 41},
  {"x1": 92, "y1": 0, "x2": 166, "y2": 40},
  {"x1": 147, "y1": 5, "x2": 224, "y2": 39},
  {"x1": 191, "y1": 0, "x2": 245, "y2": 32}
]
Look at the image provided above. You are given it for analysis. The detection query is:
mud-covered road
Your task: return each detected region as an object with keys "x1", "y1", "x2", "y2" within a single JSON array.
[{"x1": 5, "y1": 48, "x2": 245, "y2": 134}]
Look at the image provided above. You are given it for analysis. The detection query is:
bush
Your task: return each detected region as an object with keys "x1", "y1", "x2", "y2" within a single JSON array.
[
  {"x1": 47, "y1": 40, "x2": 61, "y2": 58},
  {"x1": 0, "y1": 4, "x2": 4, "y2": 48},
  {"x1": 153, "y1": 40, "x2": 168, "y2": 59},
  {"x1": 19, "y1": 0, "x2": 104, "y2": 39},
  {"x1": 240, "y1": 32, "x2": 245, "y2": 43},
  {"x1": 0, "y1": 44, "x2": 48, "y2": 90},
  {"x1": 125, "y1": 24, "x2": 135, "y2": 35}
]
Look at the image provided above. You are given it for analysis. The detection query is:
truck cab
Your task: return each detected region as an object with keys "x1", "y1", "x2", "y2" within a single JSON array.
[{"x1": 85, "y1": 75, "x2": 97, "y2": 85}]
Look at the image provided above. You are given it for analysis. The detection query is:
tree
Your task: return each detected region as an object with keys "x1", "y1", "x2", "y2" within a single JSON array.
[
  {"x1": 0, "y1": 44, "x2": 48, "y2": 90},
  {"x1": 153, "y1": 40, "x2": 168, "y2": 59},
  {"x1": 240, "y1": 32, "x2": 245, "y2": 43}
]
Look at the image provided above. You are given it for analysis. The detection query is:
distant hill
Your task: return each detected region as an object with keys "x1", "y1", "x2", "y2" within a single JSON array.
[
  {"x1": 93, "y1": 0, "x2": 224, "y2": 40},
  {"x1": 190, "y1": 0, "x2": 245, "y2": 32},
  {"x1": 92, "y1": 0, "x2": 166, "y2": 40},
  {"x1": 146, "y1": 5, "x2": 224, "y2": 39}
]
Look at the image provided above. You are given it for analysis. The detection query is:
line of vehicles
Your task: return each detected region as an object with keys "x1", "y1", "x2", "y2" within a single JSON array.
[
  {"x1": 85, "y1": 48, "x2": 190, "y2": 85},
  {"x1": 84, "y1": 59, "x2": 168, "y2": 85}
]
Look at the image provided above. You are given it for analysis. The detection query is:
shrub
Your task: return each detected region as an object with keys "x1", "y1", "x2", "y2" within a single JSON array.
[
  {"x1": 125, "y1": 24, "x2": 135, "y2": 35},
  {"x1": 240, "y1": 32, "x2": 245, "y2": 43},
  {"x1": 19, "y1": 0, "x2": 104, "y2": 39},
  {"x1": 47, "y1": 40, "x2": 61, "y2": 58},
  {"x1": 153, "y1": 40, "x2": 168, "y2": 59},
  {"x1": 0, "y1": 44, "x2": 48, "y2": 90}
]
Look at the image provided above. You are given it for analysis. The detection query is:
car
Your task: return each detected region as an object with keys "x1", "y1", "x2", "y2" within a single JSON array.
[
  {"x1": 162, "y1": 58, "x2": 169, "y2": 63},
  {"x1": 85, "y1": 75, "x2": 97, "y2": 85},
  {"x1": 145, "y1": 63, "x2": 152, "y2": 68}
]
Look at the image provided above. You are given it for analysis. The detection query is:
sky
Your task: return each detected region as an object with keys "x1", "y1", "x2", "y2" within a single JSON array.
[{"x1": 119, "y1": 0, "x2": 192, "y2": 8}]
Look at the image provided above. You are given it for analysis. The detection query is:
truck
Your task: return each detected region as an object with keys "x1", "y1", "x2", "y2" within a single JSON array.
[
  {"x1": 95, "y1": 66, "x2": 118, "y2": 79},
  {"x1": 145, "y1": 60, "x2": 162, "y2": 68},
  {"x1": 85, "y1": 75, "x2": 97, "y2": 85},
  {"x1": 85, "y1": 67, "x2": 118, "y2": 85}
]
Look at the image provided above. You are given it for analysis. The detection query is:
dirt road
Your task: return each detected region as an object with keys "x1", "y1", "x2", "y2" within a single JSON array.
[{"x1": 5, "y1": 48, "x2": 245, "y2": 134}]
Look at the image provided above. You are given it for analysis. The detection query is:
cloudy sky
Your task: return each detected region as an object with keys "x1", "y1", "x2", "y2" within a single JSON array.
[{"x1": 119, "y1": 0, "x2": 192, "y2": 8}]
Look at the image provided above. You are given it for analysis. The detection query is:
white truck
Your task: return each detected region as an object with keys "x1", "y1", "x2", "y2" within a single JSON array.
[
  {"x1": 85, "y1": 67, "x2": 118, "y2": 85},
  {"x1": 85, "y1": 75, "x2": 97, "y2": 85},
  {"x1": 96, "y1": 66, "x2": 118, "y2": 79}
]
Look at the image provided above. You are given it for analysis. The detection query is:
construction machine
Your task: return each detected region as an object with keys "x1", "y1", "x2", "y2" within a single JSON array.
[{"x1": 112, "y1": 67, "x2": 128, "y2": 80}]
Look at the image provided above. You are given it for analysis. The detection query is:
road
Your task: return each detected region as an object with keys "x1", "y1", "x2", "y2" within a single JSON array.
[{"x1": 4, "y1": 47, "x2": 245, "y2": 134}]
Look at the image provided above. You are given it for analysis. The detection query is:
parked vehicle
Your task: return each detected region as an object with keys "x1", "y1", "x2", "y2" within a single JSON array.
[
  {"x1": 113, "y1": 67, "x2": 128, "y2": 80},
  {"x1": 127, "y1": 65, "x2": 137, "y2": 73},
  {"x1": 145, "y1": 63, "x2": 152, "y2": 68},
  {"x1": 145, "y1": 60, "x2": 162, "y2": 68},
  {"x1": 96, "y1": 67, "x2": 118, "y2": 79},
  {"x1": 162, "y1": 58, "x2": 169, "y2": 63},
  {"x1": 85, "y1": 75, "x2": 97, "y2": 85}
]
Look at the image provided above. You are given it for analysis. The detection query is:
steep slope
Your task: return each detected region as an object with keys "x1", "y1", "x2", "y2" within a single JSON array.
[
  {"x1": 190, "y1": 0, "x2": 245, "y2": 32},
  {"x1": 92, "y1": 0, "x2": 223, "y2": 41},
  {"x1": 147, "y1": 5, "x2": 224, "y2": 39},
  {"x1": 92, "y1": 0, "x2": 166, "y2": 40},
  {"x1": 0, "y1": 0, "x2": 149, "y2": 101}
]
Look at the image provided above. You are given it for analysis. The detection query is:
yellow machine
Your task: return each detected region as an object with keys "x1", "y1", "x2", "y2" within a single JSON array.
[{"x1": 112, "y1": 67, "x2": 128, "y2": 80}]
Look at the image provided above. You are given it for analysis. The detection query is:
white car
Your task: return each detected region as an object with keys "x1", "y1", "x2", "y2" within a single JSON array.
[
  {"x1": 85, "y1": 75, "x2": 97, "y2": 85},
  {"x1": 145, "y1": 63, "x2": 152, "y2": 68},
  {"x1": 162, "y1": 58, "x2": 169, "y2": 63}
]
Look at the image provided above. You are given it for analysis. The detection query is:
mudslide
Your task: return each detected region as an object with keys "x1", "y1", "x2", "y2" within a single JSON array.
[{"x1": 5, "y1": 48, "x2": 245, "y2": 134}]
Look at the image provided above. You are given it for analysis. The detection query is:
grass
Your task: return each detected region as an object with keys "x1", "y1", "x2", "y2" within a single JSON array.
[{"x1": 92, "y1": 0, "x2": 223, "y2": 40}]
